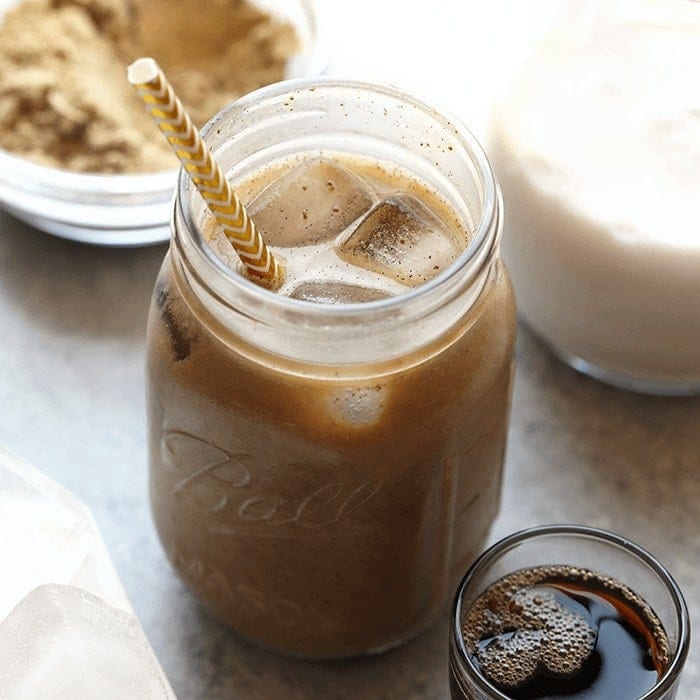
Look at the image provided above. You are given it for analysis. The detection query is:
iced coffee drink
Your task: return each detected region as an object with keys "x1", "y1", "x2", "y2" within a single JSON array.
[
  {"x1": 450, "y1": 527, "x2": 690, "y2": 699},
  {"x1": 147, "y1": 80, "x2": 516, "y2": 657}
]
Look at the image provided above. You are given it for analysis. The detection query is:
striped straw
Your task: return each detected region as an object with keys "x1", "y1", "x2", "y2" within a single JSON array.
[{"x1": 127, "y1": 57, "x2": 284, "y2": 289}]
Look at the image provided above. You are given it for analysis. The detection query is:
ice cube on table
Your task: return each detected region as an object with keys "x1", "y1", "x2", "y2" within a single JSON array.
[
  {"x1": 0, "y1": 444, "x2": 130, "y2": 620},
  {"x1": 0, "y1": 584, "x2": 174, "y2": 699},
  {"x1": 248, "y1": 158, "x2": 375, "y2": 247},
  {"x1": 336, "y1": 194, "x2": 462, "y2": 286},
  {"x1": 289, "y1": 280, "x2": 391, "y2": 304},
  {"x1": 0, "y1": 445, "x2": 175, "y2": 698}
]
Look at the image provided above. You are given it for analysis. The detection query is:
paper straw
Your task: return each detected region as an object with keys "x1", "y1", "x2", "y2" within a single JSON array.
[{"x1": 127, "y1": 57, "x2": 284, "y2": 288}]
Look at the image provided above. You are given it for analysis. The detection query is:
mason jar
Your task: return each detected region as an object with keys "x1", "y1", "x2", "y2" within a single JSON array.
[{"x1": 146, "y1": 78, "x2": 516, "y2": 658}]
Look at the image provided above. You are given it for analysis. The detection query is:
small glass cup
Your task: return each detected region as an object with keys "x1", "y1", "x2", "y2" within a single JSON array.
[{"x1": 449, "y1": 525, "x2": 690, "y2": 699}]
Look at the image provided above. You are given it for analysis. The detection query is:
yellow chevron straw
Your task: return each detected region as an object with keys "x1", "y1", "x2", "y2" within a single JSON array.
[{"x1": 127, "y1": 57, "x2": 284, "y2": 289}]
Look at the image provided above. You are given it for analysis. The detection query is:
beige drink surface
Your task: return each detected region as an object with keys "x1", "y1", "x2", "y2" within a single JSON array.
[{"x1": 207, "y1": 152, "x2": 470, "y2": 301}]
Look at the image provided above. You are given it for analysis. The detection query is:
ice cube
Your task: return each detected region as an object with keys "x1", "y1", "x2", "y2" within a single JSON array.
[
  {"x1": 289, "y1": 280, "x2": 391, "y2": 305},
  {"x1": 336, "y1": 194, "x2": 462, "y2": 286},
  {"x1": 248, "y1": 158, "x2": 375, "y2": 247},
  {"x1": 0, "y1": 446, "x2": 175, "y2": 697},
  {"x1": 0, "y1": 584, "x2": 174, "y2": 699},
  {"x1": 207, "y1": 227, "x2": 246, "y2": 276},
  {"x1": 0, "y1": 444, "x2": 130, "y2": 620}
]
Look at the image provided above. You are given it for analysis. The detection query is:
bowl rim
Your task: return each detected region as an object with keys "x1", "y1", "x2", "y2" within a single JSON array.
[{"x1": 0, "y1": 146, "x2": 177, "y2": 197}]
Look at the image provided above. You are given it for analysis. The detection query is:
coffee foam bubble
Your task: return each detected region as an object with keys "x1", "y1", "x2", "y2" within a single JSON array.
[{"x1": 461, "y1": 565, "x2": 669, "y2": 691}]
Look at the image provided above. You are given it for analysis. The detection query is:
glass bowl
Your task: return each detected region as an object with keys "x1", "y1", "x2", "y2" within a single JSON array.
[{"x1": 0, "y1": 0, "x2": 327, "y2": 246}]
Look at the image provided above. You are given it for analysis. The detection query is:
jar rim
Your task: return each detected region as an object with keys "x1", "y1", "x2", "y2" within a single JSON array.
[
  {"x1": 175, "y1": 77, "x2": 500, "y2": 321},
  {"x1": 450, "y1": 524, "x2": 691, "y2": 700}
]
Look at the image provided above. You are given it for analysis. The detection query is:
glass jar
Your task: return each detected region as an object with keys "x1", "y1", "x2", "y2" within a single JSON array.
[
  {"x1": 490, "y1": 0, "x2": 700, "y2": 395},
  {"x1": 450, "y1": 526, "x2": 690, "y2": 699},
  {"x1": 146, "y1": 78, "x2": 516, "y2": 658}
]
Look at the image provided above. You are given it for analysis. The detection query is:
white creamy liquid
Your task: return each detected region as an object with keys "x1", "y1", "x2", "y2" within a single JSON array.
[{"x1": 490, "y1": 3, "x2": 700, "y2": 392}]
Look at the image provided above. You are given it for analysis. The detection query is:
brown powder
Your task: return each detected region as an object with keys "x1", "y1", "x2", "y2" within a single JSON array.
[{"x1": 0, "y1": 0, "x2": 298, "y2": 173}]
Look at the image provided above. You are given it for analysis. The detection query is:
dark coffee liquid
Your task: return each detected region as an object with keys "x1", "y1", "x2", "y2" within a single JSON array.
[{"x1": 461, "y1": 566, "x2": 670, "y2": 700}]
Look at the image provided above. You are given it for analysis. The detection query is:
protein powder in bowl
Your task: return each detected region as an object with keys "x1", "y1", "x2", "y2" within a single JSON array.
[{"x1": 0, "y1": 0, "x2": 326, "y2": 245}]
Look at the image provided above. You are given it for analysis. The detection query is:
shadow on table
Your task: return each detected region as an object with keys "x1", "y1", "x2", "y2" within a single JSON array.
[
  {"x1": 508, "y1": 323, "x2": 699, "y2": 538},
  {"x1": 158, "y1": 584, "x2": 449, "y2": 700},
  {"x1": 0, "y1": 212, "x2": 166, "y2": 340}
]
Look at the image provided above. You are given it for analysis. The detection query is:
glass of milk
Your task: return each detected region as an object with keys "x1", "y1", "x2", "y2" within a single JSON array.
[{"x1": 489, "y1": 0, "x2": 700, "y2": 395}]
